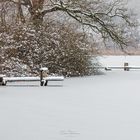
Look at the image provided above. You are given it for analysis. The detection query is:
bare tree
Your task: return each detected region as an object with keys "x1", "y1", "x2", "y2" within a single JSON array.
[{"x1": 0, "y1": 0, "x2": 138, "y2": 48}]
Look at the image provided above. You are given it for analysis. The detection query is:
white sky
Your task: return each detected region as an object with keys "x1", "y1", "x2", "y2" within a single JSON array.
[{"x1": 128, "y1": 0, "x2": 140, "y2": 16}]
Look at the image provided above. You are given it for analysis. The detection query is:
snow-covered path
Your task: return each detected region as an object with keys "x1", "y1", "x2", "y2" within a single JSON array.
[{"x1": 1, "y1": 70, "x2": 140, "y2": 140}]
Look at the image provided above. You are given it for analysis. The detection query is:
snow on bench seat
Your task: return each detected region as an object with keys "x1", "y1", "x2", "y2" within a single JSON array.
[
  {"x1": 44, "y1": 76, "x2": 64, "y2": 81},
  {"x1": 1, "y1": 76, "x2": 64, "y2": 86},
  {"x1": 41, "y1": 76, "x2": 64, "y2": 86},
  {"x1": 4, "y1": 77, "x2": 40, "y2": 82},
  {"x1": 4, "y1": 76, "x2": 64, "y2": 82}
]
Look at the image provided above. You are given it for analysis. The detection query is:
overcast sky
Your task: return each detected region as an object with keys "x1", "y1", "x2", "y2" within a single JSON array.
[{"x1": 128, "y1": 0, "x2": 140, "y2": 16}]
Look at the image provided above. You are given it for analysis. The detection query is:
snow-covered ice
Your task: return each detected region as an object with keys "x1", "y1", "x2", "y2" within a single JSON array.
[
  {"x1": 99, "y1": 55, "x2": 140, "y2": 67},
  {"x1": 1, "y1": 56, "x2": 140, "y2": 140}
]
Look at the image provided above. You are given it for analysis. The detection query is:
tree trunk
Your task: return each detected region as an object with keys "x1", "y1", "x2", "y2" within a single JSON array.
[
  {"x1": 0, "y1": 3, "x2": 6, "y2": 26},
  {"x1": 29, "y1": 0, "x2": 45, "y2": 25},
  {"x1": 17, "y1": 0, "x2": 25, "y2": 23}
]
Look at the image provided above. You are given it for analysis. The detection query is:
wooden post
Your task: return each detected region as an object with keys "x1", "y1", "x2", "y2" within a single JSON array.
[
  {"x1": 124, "y1": 62, "x2": 129, "y2": 71},
  {"x1": 0, "y1": 75, "x2": 6, "y2": 86},
  {"x1": 0, "y1": 77, "x2": 3, "y2": 85},
  {"x1": 40, "y1": 67, "x2": 48, "y2": 86},
  {"x1": 40, "y1": 70, "x2": 44, "y2": 86}
]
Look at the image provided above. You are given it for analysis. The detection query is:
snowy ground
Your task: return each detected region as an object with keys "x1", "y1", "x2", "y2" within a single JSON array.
[{"x1": 1, "y1": 56, "x2": 140, "y2": 140}]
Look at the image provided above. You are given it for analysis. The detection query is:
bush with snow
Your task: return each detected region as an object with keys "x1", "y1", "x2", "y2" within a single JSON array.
[{"x1": 0, "y1": 22, "x2": 99, "y2": 77}]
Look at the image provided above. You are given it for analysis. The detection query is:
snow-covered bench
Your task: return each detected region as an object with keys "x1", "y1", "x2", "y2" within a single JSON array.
[
  {"x1": 0, "y1": 76, "x2": 64, "y2": 86},
  {"x1": 0, "y1": 67, "x2": 64, "y2": 86}
]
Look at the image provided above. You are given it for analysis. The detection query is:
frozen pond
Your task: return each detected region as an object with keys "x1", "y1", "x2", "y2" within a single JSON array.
[
  {"x1": 99, "y1": 55, "x2": 140, "y2": 67},
  {"x1": 1, "y1": 56, "x2": 140, "y2": 140}
]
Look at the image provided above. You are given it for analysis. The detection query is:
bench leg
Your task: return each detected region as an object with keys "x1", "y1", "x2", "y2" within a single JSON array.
[
  {"x1": 44, "y1": 80, "x2": 48, "y2": 86},
  {"x1": 40, "y1": 81, "x2": 44, "y2": 86},
  {"x1": 1, "y1": 81, "x2": 7, "y2": 86}
]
